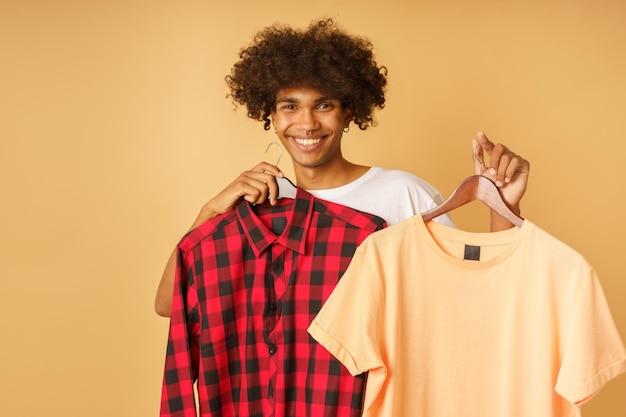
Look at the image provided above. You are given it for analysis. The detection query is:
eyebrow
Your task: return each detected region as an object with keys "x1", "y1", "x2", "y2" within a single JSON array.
[{"x1": 276, "y1": 96, "x2": 333, "y2": 104}]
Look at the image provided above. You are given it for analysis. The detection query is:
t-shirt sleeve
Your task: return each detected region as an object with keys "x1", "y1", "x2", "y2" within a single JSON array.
[
  {"x1": 555, "y1": 267, "x2": 626, "y2": 405},
  {"x1": 308, "y1": 241, "x2": 385, "y2": 377}
]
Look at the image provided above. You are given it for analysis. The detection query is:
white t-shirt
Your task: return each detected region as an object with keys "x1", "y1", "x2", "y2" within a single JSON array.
[{"x1": 307, "y1": 167, "x2": 454, "y2": 227}]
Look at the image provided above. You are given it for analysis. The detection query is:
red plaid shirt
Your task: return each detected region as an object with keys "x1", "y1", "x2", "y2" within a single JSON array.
[{"x1": 160, "y1": 188, "x2": 386, "y2": 417}]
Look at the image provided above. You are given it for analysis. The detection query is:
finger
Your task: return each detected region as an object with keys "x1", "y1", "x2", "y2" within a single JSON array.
[
  {"x1": 491, "y1": 145, "x2": 531, "y2": 187},
  {"x1": 476, "y1": 131, "x2": 495, "y2": 154},
  {"x1": 475, "y1": 131, "x2": 499, "y2": 175},
  {"x1": 239, "y1": 182, "x2": 269, "y2": 204},
  {"x1": 250, "y1": 171, "x2": 289, "y2": 205},
  {"x1": 251, "y1": 161, "x2": 284, "y2": 178},
  {"x1": 482, "y1": 141, "x2": 508, "y2": 179},
  {"x1": 476, "y1": 132, "x2": 516, "y2": 186},
  {"x1": 503, "y1": 155, "x2": 530, "y2": 184},
  {"x1": 491, "y1": 149, "x2": 513, "y2": 186},
  {"x1": 265, "y1": 176, "x2": 280, "y2": 205},
  {"x1": 226, "y1": 173, "x2": 264, "y2": 201},
  {"x1": 238, "y1": 172, "x2": 278, "y2": 204},
  {"x1": 251, "y1": 161, "x2": 288, "y2": 205}
]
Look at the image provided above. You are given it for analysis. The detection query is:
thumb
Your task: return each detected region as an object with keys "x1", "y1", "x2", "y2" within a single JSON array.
[{"x1": 472, "y1": 138, "x2": 485, "y2": 175}]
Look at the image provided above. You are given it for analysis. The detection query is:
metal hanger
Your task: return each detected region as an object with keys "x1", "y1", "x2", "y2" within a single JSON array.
[
  {"x1": 265, "y1": 142, "x2": 297, "y2": 199},
  {"x1": 421, "y1": 143, "x2": 524, "y2": 227}
]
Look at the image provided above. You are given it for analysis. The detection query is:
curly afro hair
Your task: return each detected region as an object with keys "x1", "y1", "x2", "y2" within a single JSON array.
[{"x1": 225, "y1": 19, "x2": 387, "y2": 130}]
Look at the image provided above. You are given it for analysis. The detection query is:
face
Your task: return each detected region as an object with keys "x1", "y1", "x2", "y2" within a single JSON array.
[{"x1": 271, "y1": 87, "x2": 352, "y2": 173}]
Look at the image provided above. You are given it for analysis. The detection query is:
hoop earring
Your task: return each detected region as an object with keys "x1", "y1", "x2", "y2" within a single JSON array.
[{"x1": 343, "y1": 126, "x2": 350, "y2": 133}]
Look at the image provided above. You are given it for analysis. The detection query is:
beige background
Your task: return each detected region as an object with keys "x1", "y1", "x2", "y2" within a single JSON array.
[{"x1": 1, "y1": 0, "x2": 625, "y2": 416}]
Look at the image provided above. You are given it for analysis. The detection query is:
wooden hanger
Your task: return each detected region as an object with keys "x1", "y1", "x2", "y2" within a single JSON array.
[
  {"x1": 421, "y1": 144, "x2": 524, "y2": 227},
  {"x1": 265, "y1": 142, "x2": 296, "y2": 199}
]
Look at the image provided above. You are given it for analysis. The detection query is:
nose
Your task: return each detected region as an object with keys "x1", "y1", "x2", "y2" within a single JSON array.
[{"x1": 296, "y1": 109, "x2": 319, "y2": 133}]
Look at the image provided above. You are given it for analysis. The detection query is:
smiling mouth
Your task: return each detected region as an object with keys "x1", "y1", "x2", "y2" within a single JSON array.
[{"x1": 292, "y1": 137, "x2": 323, "y2": 146}]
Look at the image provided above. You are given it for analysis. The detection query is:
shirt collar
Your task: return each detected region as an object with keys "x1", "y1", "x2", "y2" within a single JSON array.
[{"x1": 236, "y1": 188, "x2": 313, "y2": 256}]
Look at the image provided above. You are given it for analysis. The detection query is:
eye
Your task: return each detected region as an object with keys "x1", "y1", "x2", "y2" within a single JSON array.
[{"x1": 317, "y1": 102, "x2": 334, "y2": 111}]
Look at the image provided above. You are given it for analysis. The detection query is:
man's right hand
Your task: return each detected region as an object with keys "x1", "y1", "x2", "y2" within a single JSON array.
[
  {"x1": 197, "y1": 162, "x2": 285, "y2": 225},
  {"x1": 154, "y1": 161, "x2": 285, "y2": 317}
]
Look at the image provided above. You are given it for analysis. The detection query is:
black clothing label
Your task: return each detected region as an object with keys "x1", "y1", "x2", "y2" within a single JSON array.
[{"x1": 464, "y1": 244, "x2": 481, "y2": 261}]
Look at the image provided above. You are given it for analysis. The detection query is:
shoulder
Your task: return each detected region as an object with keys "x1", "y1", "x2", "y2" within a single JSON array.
[
  {"x1": 367, "y1": 167, "x2": 443, "y2": 197},
  {"x1": 178, "y1": 210, "x2": 239, "y2": 251}
]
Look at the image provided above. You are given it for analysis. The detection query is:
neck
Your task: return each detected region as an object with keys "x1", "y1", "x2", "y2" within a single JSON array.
[{"x1": 294, "y1": 159, "x2": 370, "y2": 190}]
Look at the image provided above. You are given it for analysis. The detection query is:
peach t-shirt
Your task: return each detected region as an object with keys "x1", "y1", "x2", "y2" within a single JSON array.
[{"x1": 308, "y1": 217, "x2": 626, "y2": 417}]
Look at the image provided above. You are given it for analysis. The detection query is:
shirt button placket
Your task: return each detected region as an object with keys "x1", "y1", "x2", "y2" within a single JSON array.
[{"x1": 267, "y1": 244, "x2": 284, "y2": 413}]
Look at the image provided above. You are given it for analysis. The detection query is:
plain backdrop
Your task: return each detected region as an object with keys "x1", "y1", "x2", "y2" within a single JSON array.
[{"x1": 1, "y1": 1, "x2": 625, "y2": 416}]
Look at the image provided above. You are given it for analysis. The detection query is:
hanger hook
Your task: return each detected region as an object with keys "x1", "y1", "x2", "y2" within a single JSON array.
[
  {"x1": 265, "y1": 142, "x2": 283, "y2": 167},
  {"x1": 473, "y1": 142, "x2": 484, "y2": 176}
]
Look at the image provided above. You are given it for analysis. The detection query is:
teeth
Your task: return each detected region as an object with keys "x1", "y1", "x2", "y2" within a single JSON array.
[{"x1": 294, "y1": 137, "x2": 321, "y2": 146}]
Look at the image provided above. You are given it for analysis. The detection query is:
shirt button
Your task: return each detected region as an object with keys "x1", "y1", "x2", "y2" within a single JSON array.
[
  {"x1": 269, "y1": 303, "x2": 277, "y2": 311},
  {"x1": 269, "y1": 345, "x2": 277, "y2": 355}
]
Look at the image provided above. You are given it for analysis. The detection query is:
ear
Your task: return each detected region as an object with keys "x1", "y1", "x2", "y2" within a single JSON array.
[{"x1": 342, "y1": 104, "x2": 353, "y2": 127}]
